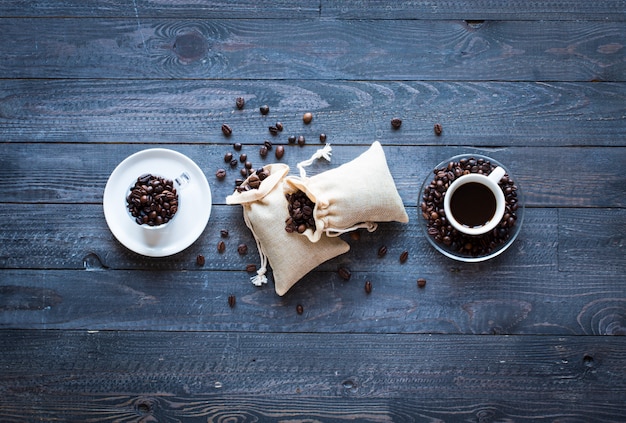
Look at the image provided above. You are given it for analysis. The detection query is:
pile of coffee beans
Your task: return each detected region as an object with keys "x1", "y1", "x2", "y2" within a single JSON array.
[
  {"x1": 285, "y1": 190, "x2": 316, "y2": 233},
  {"x1": 421, "y1": 157, "x2": 519, "y2": 257},
  {"x1": 127, "y1": 174, "x2": 178, "y2": 226},
  {"x1": 236, "y1": 167, "x2": 271, "y2": 193}
]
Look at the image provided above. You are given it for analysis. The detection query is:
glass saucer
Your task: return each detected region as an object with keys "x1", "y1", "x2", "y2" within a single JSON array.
[{"x1": 419, "y1": 154, "x2": 524, "y2": 262}]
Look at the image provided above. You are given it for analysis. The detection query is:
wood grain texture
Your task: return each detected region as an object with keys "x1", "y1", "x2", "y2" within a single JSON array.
[
  {"x1": 1, "y1": 19, "x2": 624, "y2": 81},
  {"x1": 0, "y1": 144, "x2": 624, "y2": 207},
  {"x1": 1, "y1": 330, "x2": 625, "y2": 421},
  {"x1": 1, "y1": 80, "x2": 625, "y2": 146}
]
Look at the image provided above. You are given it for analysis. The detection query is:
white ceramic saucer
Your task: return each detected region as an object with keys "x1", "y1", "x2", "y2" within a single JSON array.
[{"x1": 103, "y1": 148, "x2": 212, "y2": 257}]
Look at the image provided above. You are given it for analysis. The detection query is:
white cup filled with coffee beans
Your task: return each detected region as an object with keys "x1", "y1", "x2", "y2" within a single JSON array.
[
  {"x1": 126, "y1": 172, "x2": 190, "y2": 230},
  {"x1": 443, "y1": 166, "x2": 506, "y2": 236}
]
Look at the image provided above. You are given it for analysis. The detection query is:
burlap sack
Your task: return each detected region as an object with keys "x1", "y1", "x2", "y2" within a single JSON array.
[
  {"x1": 284, "y1": 141, "x2": 409, "y2": 242},
  {"x1": 226, "y1": 163, "x2": 350, "y2": 296}
]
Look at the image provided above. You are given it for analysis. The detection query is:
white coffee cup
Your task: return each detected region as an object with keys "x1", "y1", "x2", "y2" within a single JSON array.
[{"x1": 443, "y1": 166, "x2": 506, "y2": 236}]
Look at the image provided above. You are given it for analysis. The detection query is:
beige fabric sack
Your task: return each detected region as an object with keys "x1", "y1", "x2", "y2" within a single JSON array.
[
  {"x1": 284, "y1": 141, "x2": 409, "y2": 242},
  {"x1": 226, "y1": 163, "x2": 350, "y2": 296}
]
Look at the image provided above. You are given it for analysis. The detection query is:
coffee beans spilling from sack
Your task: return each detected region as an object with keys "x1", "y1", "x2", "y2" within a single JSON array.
[
  {"x1": 285, "y1": 190, "x2": 316, "y2": 233},
  {"x1": 127, "y1": 174, "x2": 178, "y2": 226},
  {"x1": 421, "y1": 157, "x2": 519, "y2": 257},
  {"x1": 236, "y1": 167, "x2": 271, "y2": 193}
]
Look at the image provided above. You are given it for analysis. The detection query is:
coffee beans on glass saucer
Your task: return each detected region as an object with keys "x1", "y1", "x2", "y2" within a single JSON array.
[
  {"x1": 126, "y1": 174, "x2": 179, "y2": 227},
  {"x1": 419, "y1": 154, "x2": 524, "y2": 262}
]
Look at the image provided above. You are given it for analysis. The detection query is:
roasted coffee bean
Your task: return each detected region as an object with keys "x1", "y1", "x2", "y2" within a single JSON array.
[
  {"x1": 127, "y1": 174, "x2": 178, "y2": 227},
  {"x1": 221, "y1": 124, "x2": 233, "y2": 137},
  {"x1": 297, "y1": 135, "x2": 305, "y2": 146},
  {"x1": 275, "y1": 145, "x2": 285, "y2": 159},
  {"x1": 233, "y1": 142, "x2": 242, "y2": 151},
  {"x1": 399, "y1": 250, "x2": 409, "y2": 263},
  {"x1": 246, "y1": 263, "x2": 257, "y2": 273},
  {"x1": 350, "y1": 231, "x2": 361, "y2": 241},
  {"x1": 296, "y1": 304, "x2": 304, "y2": 315},
  {"x1": 235, "y1": 178, "x2": 244, "y2": 187},
  {"x1": 215, "y1": 168, "x2": 226, "y2": 180},
  {"x1": 364, "y1": 280, "x2": 372, "y2": 294},
  {"x1": 236, "y1": 97, "x2": 245, "y2": 110},
  {"x1": 338, "y1": 267, "x2": 352, "y2": 281},
  {"x1": 224, "y1": 152, "x2": 233, "y2": 163},
  {"x1": 264, "y1": 140, "x2": 273, "y2": 150},
  {"x1": 239, "y1": 153, "x2": 247, "y2": 163},
  {"x1": 268, "y1": 125, "x2": 279, "y2": 136},
  {"x1": 285, "y1": 189, "x2": 316, "y2": 233},
  {"x1": 417, "y1": 278, "x2": 427, "y2": 288},
  {"x1": 217, "y1": 240, "x2": 226, "y2": 253},
  {"x1": 303, "y1": 112, "x2": 313, "y2": 124},
  {"x1": 434, "y1": 123, "x2": 443, "y2": 135},
  {"x1": 220, "y1": 229, "x2": 229, "y2": 238},
  {"x1": 245, "y1": 161, "x2": 253, "y2": 169},
  {"x1": 259, "y1": 145, "x2": 268, "y2": 157},
  {"x1": 196, "y1": 254, "x2": 205, "y2": 266},
  {"x1": 275, "y1": 122, "x2": 283, "y2": 131},
  {"x1": 288, "y1": 135, "x2": 297, "y2": 144},
  {"x1": 228, "y1": 295, "x2": 236, "y2": 308},
  {"x1": 377, "y1": 245, "x2": 388, "y2": 258},
  {"x1": 230, "y1": 159, "x2": 238, "y2": 168},
  {"x1": 248, "y1": 175, "x2": 261, "y2": 189},
  {"x1": 237, "y1": 243, "x2": 248, "y2": 255},
  {"x1": 259, "y1": 105, "x2": 269, "y2": 115},
  {"x1": 391, "y1": 117, "x2": 402, "y2": 129},
  {"x1": 319, "y1": 133, "x2": 327, "y2": 143},
  {"x1": 240, "y1": 168, "x2": 249, "y2": 177}
]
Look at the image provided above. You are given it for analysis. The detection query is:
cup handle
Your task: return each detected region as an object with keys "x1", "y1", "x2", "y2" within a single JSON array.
[
  {"x1": 175, "y1": 172, "x2": 191, "y2": 189},
  {"x1": 488, "y1": 166, "x2": 506, "y2": 184}
]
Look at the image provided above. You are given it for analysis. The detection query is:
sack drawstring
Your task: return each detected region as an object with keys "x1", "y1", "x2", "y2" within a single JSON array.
[
  {"x1": 325, "y1": 221, "x2": 378, "y2": 237},
  {"x1": 243, "y1": 206, "x2": 268, "y2": 286},
  {"x1": 297, "y1": 144, "x2": 332, "y2": 178}
]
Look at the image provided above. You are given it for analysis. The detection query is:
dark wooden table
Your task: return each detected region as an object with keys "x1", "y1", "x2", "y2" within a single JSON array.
[{"x1": 1, "y1": 1, "x2": 625, "y2": 421}]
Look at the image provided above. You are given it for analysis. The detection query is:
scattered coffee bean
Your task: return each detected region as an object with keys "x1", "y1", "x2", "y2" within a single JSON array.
[
  {"x1": 264, "y1": 140, "x2": 273, "y2": 150},
  {"x1": 421, "y1": 157, "x2": 519, "y2": 257},
  {"x1": 364, "y1": 280, "x2": 372, "y2": 294},
  {"x1": 400, "y1": 250, "x2": 409, "y2": 263},
  {"x1": 297, "y1": 135, "x2": 306, "y2": 146},
  {"x1": 303, "y1": 112, "x2": 313, "y2": 124},
  {"x1": 239, "y1": 153, "x2": 247, "y2": 163},
  {"x1": 221, "y1": 124, "x2": 233, "y2": 137},
  {"x1": 233, "y1": 142, "x2": 242, "y2": 151},
  {"x1": 275, "y1": 122, "x2": 283, "y2": 131},
  {"x1": 237, "y1": 243, "x2": 248, "y2": 255},
  {"x1": 215, "y1": 168, "x2": 226, "y2": 180},
  {"x1": 217, "y1": 240, "x2": 226, "y2": 253},
  {"x1": 196, "y1": 254, "x2": 205, "y2": 266},
  {"x1": 245, "y1": 161, "x2": 253, "y2": 170},
  {"x1": 228, "y1": 294, "x2": 236, "y2": 308},
  {"x1": 230, "y1": 159, "x2": 238, "y2": 168},
  {"x1": 260, "y1": 105, "x2": 270, "y2": 115},
  {"x1": 338, "y1": 267, "x2": 352, "y2": 281},
  {"x1": 350, "y1": 231, "x2": 361, "y2": 241},
  {"x1": 319, "y1": 133, "x2": 327, "y2": 143},
  {"x1": 268, "y1": 125, "x2": 279, "y2": 136},
  {"x1": 377, "y1": 245, "x2": 388, "y2": 258},
  {"x1": 288, "y1": 135, "x2": 297, "y2": 144},
  {"x1": 259, "y1": 145, "x2": 268, "y2": 158},
  {"x1": 220, "y1": 229, "x2": 229, "y2": 238},
  {"x1": 275, "y1": 145, "x2": 285, "y2": 159},
  {"x1": 417, "y1": 278, "x2": 427, "y2": 288},
  {"x1": 434, "y1": 123, "x2": 443, "y2": 136},
  {"x1": 235, "y1": 97, "x2": 245, "y2": 110},
  {"x1": 126, "y1": 174, "x2": 178, "y2": 227},
  {"x1": 391, "y1": 118, "x2": 402, "y2": 129},
  {"x1": 246, "y1": 263, "x2": 257, "y2": 273},
  {"x1": 224, "y1": 152, "x2": 233, "y2": 163},
  {"x1": 234, "y1": 178, "x2": 244, "y2": 187},
  {"x1": 296, "y1": 304, "x2": 304, "y2": 315},
  {"x1": 285, "y1": 190, "x2": 316, "y2": 233},
  {"x1": 240, "y1": 168, "x2": 249, "y2": 177}
]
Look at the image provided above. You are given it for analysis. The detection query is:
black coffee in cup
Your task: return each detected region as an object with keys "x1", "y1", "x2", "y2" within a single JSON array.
[{"x1": 449, "y1": 182, "x2": 496, "y2": 228}]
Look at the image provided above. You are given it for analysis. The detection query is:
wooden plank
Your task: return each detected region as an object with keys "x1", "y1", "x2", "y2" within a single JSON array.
[
  {"x1": 0, "y1": 0, "x2": 321, "y2": 18},
  {"x1": 0, "y1": 330, "x2": 625, "y2": 421},
  {"x1": 1, "y1": 19, "x2": 624, "y2": 81},
  {"x1": 1, "y1": 80, "x2": 625, "y2": 146},
  {"x1": 322, "y1": 0, "x2": 626, "y2": 21},
  {"x1": 0, "y1": 204, "x2": 558, "y2": 272},
  {"x1": 0, "y1": 144, "x2": 623, "y2": 207}
]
